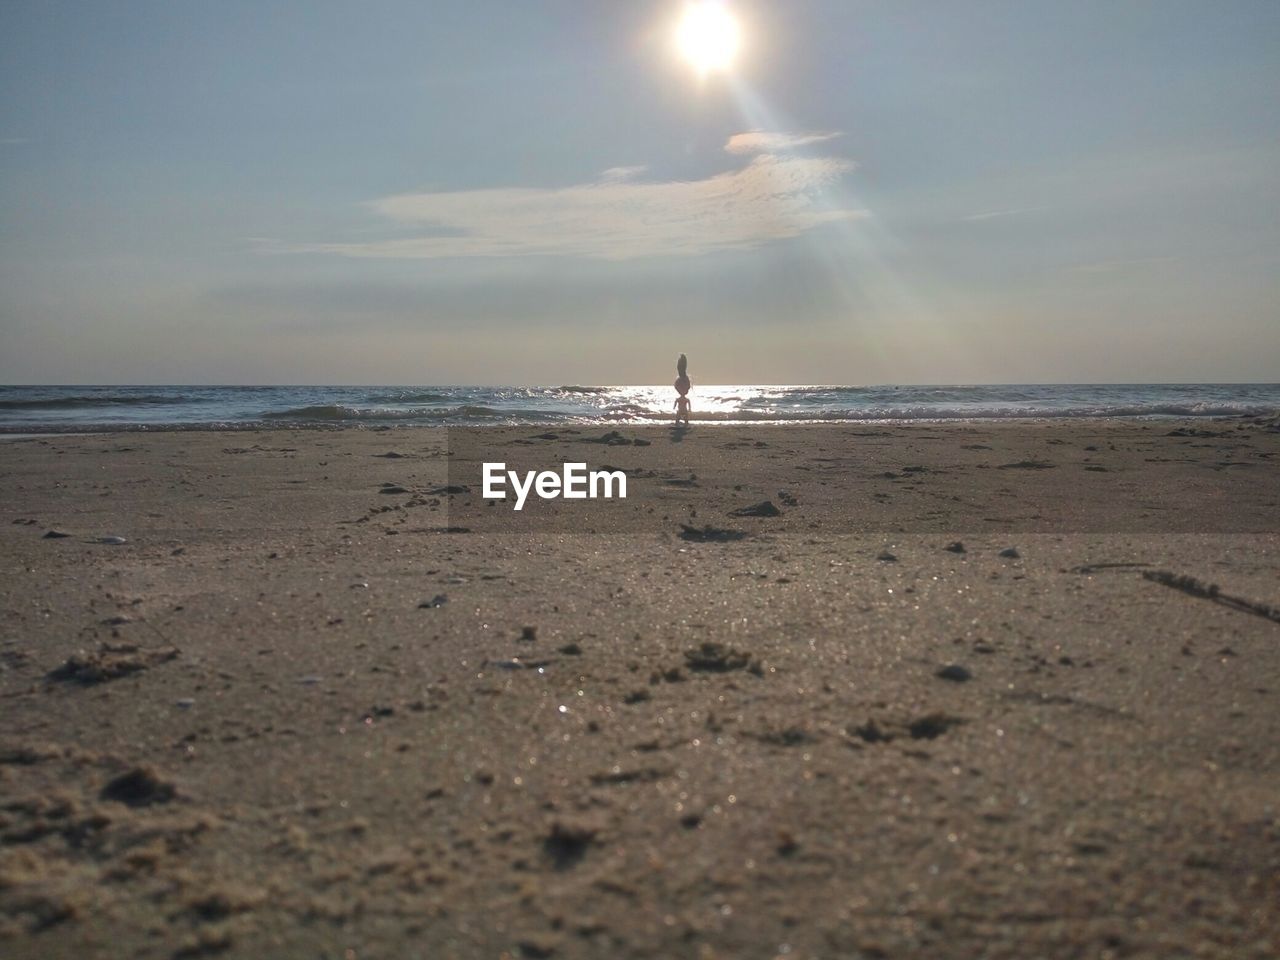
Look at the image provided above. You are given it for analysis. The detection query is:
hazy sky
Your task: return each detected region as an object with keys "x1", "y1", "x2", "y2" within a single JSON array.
[{"x1": 1, "y1": 1, "x2": 1277, "y2": 384}]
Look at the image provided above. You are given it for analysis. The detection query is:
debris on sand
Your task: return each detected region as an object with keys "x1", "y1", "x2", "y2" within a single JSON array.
[
  {"x1": 997, "y1": 460, "x2": 1056, "y2": 470},
  {"x1": 944, "y1": 541, "x2": 966, "y2": 554},
  {"x1": 750, "y1": 723, "x2": 820, "y2": 747},
  {"x1": 544, "y1": 817, "x2": 601, "y2": 869},
  {"x1": 516, "y1": 934, "x2": 560, "y2": 959},
  {"x1": 907, "y1": 713, "x2": 965, "y2": 740},
  {"x1": 935, "y1": 663, "x2": 973, "y2": 682},
  {"x1": 427, "y1": 484, "x2": 469, "y2": 495},
  {"x1": 42, "y1": 530, "x2": 72, "y2": 539},
  {"x1": 488, "y1": 657, "x2": 552, "y2": 671},
  {"x1": 589, "y1": 766, "x2": 669, "y2": 785},
  {"x1": 100, "y1": 766, "x2": 177, "y2": 807},
  {"x1": 649, "y1": 666, "x2": 684, "y2": 684},
  {"x1": 678, "y1": 524, "x2": 747, "y2": 543},
  {"x1": 519, "y1": 625, "x2": 538, "y2": 643},
  {"x1": 684, "y1": 641, "x2": 756, "y2": 673},
  {"x1": 379, "y1": 484, "x2": 409, "y2": 495},
  {"x1": 877, "y1": 550, "x2": 897, "y2": 562},
  {"x1": 850, "y1": 712, "x2": 965, "y2": 744},
  {"x1": 582, "y1": 430, "x2": 640, "y2": 446},
  {"x1": 47, "y1": 643, "x2": 179, "y2": 686},
  {"x1": 182, "y1": 884, "x2": 265, "y2": 922},
  {"x1": 1166, "y1": 427, "x2": 1222, "y2": 438},
  {"x1": 0, "y1": 741, "x2": 66, "y2": 765},
  {"x1": 851, "y1": 719, "x2": 892, "y2": 743},
  {"x1": 418, "y1": 594, "x2": 449, "y2": 609},
  {"x1": 999, "y1": 547, "x2": 1021, "y2": 559},
  {"x1": 729, "y1": 500, "x2": 782, "y2": 518},
  {"x1": 1142, "y1": 570, "x2": 1280, "y2": 624}
]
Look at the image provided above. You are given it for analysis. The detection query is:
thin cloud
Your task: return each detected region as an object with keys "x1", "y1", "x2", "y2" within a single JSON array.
[
  {"x1": 599, "y1": 165, "x2": 648, "y2": 182},
  {"x1": 962, "y1": 206, "x2": 1046, "y2": 222},
  {"x1": 725, "y1": 130, "x2": 842, "y2": 155},
  {"x1": 271, "y1": 137, "x2": 862, "y2": 261}
]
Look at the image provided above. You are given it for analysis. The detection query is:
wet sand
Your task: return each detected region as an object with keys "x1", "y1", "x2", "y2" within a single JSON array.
[{"x1": 1, "y1": 420, "x2": 1278, "y2": 959}]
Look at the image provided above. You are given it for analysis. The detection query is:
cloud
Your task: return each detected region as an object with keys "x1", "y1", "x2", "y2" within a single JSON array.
[
  {"x1": 724, "y1": 130, "x2": 842, "y2": 155},
  {"x1": 270, "y1": 137, "x2": 861, "y2": 261},
  {"x1": 962, "y1": 206, "x2": 1046, "y2": 222},
  {"x1": 599, "y1": 165, "x2": 648, "y2": 182}
]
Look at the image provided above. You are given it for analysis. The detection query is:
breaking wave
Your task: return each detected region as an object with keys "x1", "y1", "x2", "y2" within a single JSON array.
[{"x1": 260, "y1": 404, "x2": 561, "y2": 423}]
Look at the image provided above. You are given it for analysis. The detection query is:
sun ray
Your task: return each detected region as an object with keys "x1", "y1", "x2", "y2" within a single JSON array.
[{"x1": 725, "y1": 75, "x2": 977, "y2": 378}]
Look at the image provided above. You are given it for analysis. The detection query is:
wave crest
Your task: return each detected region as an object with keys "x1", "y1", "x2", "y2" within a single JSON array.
[{"x1": 260, "y1": 404, "x2": 561, "y2": 422}]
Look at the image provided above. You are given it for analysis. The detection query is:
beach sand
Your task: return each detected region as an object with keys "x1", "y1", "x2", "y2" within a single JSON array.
[{"x1": 1, "y1": 420, "x2": 1278, "y2": 959}]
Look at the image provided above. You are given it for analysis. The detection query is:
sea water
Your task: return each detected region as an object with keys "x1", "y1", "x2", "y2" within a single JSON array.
[{"x1": 1, "y1": 383, "x2": 1277, "y2": 432}]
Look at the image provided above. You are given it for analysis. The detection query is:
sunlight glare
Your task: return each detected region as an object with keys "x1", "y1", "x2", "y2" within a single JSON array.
[{"x1": 676, "y1": 1, "x2": 742, "y2": 76}]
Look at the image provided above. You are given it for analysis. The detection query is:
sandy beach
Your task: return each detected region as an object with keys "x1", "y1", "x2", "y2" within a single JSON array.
[{"x1": 1, "y1": 419, "x2": 1278, "y2": 959}]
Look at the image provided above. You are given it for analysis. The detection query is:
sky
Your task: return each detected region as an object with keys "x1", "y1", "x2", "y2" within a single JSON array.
[{"x1": 1, "y1": 0, "x2": 1277, "y2": 385}]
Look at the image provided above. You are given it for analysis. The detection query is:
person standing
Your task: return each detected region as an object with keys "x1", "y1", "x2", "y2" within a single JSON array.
[{"x1": 674, "y1": 354, "x2": 691, "y2": 423}]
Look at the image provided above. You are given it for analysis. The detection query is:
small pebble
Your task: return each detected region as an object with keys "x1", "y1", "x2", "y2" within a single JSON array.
[
  {"x1": 97, "y1": 535, "x2": 128, "y2": 545},
  {"x1": 936, "y1": 664, "x2": 973, "y2": 682},
  {"x1": 999, "y1": 547, "x2": 1020, "y2": 558},
  {"x1": 944, "y1": 541, "x2": 966, "y2": 554},
  {"x1": 175, "y1": 698, "x2": 195, "y2": 709}
]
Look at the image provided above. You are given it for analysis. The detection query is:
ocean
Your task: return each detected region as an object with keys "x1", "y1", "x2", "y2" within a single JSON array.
[{"x1": 1, "y1": 384, "x2": 1277, "y2": 432}]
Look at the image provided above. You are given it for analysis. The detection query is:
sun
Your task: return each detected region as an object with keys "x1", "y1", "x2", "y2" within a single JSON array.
[{"x1": 675, "y1": 1, "x2": 742, "y2": 76}]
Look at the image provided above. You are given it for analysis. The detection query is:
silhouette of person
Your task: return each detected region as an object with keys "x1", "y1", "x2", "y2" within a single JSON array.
[{"x1": 674, "y1": 354, "x2": 691, "y2": 423}]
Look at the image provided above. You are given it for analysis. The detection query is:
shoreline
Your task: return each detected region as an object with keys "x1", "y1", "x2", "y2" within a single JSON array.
[{"x1": 2, "y1": 410, "x2": 1278, "y2": 435}]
